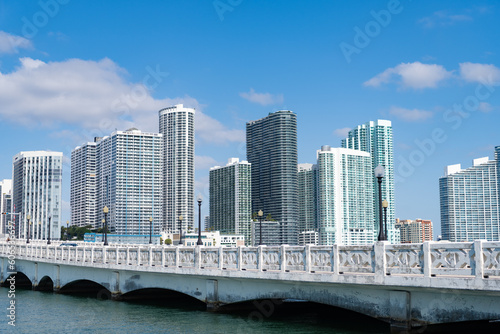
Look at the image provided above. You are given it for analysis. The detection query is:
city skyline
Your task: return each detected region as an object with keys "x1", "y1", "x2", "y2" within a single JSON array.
[{"x1": 0, "y1": 2, "x2": 499, "y2": 236}]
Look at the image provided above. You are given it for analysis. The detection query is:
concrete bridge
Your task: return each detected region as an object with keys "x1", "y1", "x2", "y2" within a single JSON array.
[{"x1": 1, "y1": 240, "x2": 500, "y2": 333}]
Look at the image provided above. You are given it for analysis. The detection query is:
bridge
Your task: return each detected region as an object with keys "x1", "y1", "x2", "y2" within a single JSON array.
[{"x1": 1, "y1": 240, "x2": 500, "y2": 333}]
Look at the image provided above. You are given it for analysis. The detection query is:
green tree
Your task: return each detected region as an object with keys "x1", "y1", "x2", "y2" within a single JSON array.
[{"x1": 165, "y1": 238, "x2": 172, "y2": 245}]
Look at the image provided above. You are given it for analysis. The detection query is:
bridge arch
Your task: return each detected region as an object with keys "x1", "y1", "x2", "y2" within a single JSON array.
[
  {"x1": 119, "y1": 288, "x2": 205, "y2": 308},
  {"x1": 1, "y1": 271, "x2": 32, "y2": 289},
  {"x1": 35, "y1": 275, "x2": 54, "y2": 292},
  {"x1": 59, "y1": 279, "x2": 111, "y2": 299},
  {"x1": 221, "y1": 299, "x2": 388, "y2": 332}
]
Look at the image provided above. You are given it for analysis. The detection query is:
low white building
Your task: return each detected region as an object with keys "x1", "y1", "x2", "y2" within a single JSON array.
[
  {"x1": 162, "y1": 230, "x2": 245, "y2": 247},
  {"x1": 298, "y1": 230, "x2": 318, "y2": 245}
]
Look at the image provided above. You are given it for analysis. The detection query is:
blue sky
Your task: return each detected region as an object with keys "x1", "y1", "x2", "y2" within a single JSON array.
[{"x1": 0, "y1": 0, "x2": 499, "y2": 237}]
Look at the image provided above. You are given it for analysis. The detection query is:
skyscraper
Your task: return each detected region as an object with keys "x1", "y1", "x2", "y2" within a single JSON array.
[
  {"x1": 342, "y1": 120, "x2": 397, "y2": 243},
  {"x1": 396, "y1": 219, "x2": 433, "y2": 243},
  {"x1": 209, "y1": 158, "x2": 252, "y2": 245},
  {"x1": 95, "y1": 129, "x2": 163, "y2": 235},
  {"x1": 297, "y1": 163, "x2": 318, "y2": 244},
  {"x1": 159, "y1": 104, "x2": 195, "y2": 233},
  {"x1": 317, "y1": 146, "x2": 374, "y2": 245},
  {"x1": 71, "y1": 142, "x2": 97, "y2": 227},
  {"x1": 12, "y1": 151, "x2": 63, "y2": 240},
  {"x1": 0, "y1": 179, "x2": 12, "y2": 235},
  {"x1": 439, "y1": 147, "x2": 500, "y2": 242},
  {"x1": 246, "y1": 110, "x2": 298, "y2": 245}
]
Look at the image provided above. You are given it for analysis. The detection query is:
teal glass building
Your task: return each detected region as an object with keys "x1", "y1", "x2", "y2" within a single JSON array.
[
  {"x1": 317, "y1": 146, "x2": 375, "y2": 245},
  {"x1": 342, "y1": 120, "x2": 397, "y2": 243}
]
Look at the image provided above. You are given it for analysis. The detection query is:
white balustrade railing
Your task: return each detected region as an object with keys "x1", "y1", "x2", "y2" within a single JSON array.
[{"x1": 1, "y1": 240, "x2": 500, "y2": 279}]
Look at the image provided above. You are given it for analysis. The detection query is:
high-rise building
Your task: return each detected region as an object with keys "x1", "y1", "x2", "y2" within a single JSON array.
[
  {"x1": 12, "y1": 151, "x2": 63, "y2": 240},
  {"x1": 71, "y1": 142, "x2": 97, "y2": 227},
  {"x1": 0, "y1": 179, "x2": 12, "y2": 234},
  {"x1": 159, "y1": 104, "x2": 195, "y2": 233},
  {"x1": 297, "y1": 163, "x2": 318, "y2": 244},
  {"x1": 246, "y1": 110, "x2": 298, "y2": 245},
  {"x1": 439, "y1": 147, "x2": 500, "y2": 242},
  {"x1": 251, "y1": 220, "x2": 281, "y2": 246},
  {"x1": 396, "y1": 219, "x2": 433, "y2": 243},
  {"x1": 95, "y1": 128, "x2": 163, "y2": 235},
  {"x1": 317, "y1": 146, "x2": 374, "y2": 245},
  {"x1": 342, "y1": 120, "x2": 397, "y2": 243},
  {"x1": 209, "y1": 158, "x2": 252, "y2": 245}
]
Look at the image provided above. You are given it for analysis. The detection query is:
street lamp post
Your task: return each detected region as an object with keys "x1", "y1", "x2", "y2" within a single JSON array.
[
  {"x1": 197, "y1": 194, "x2": 203, "y2": 246},
  {"x1": 47, "y1": 214, "x2": 52, "y2": 245},
  {"x1": 382, "y1": 200, "x2": 388, "y2": 241},
  {"x1": 66, "y1": 220, "x2": 70, "y2": 241},
  {"x1": 103, "y1": 206, "x2": 109, "y2": 246},
  {"x1": 374, "y1": 165, "x2": 386, "y2": 241},
  {"x1": 101, "y1": 219, "x2": 105, "y2": 242},
  {"x1": 149, "y1": 216, "x2": 153, "y2": 244},
  {"x1": 26, "y1": 214, "x2": 31, "y2": 244},
  {"x1": 178, "y1": 215, "x2": 183, "y2": 245},
  {"x1": 258, "y1": 210, "x2": 263, "y2": 246}
]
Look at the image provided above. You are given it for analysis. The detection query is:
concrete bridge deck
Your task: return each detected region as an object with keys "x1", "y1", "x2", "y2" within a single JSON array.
[{"x1": 1, "y1": 240, "x2": 500, "y2": 333}]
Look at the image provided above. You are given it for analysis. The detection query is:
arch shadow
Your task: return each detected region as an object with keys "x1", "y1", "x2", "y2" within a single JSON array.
[
  {"x1": 59, "y1": 279, "x2": 111, "y2": 300},
  {"x1": 119, "y1": 288, "x2": 205, "y2": 310},
  {"x1": 36, "y1": 275, "x2": 54, "y2": 292},
  {"x1": 1, "y1": 271, "x2": 32, "y2": 289},
  {"x1": 218, "y1": 299, "x2": 388, "y2": 332}
]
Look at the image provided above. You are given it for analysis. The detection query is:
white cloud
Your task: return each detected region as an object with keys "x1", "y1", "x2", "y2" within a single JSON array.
[
  {"x1": 398, "y1": 143, "x2": 412, "y2": 150},
  {"x1": 0, "y1": 57, "x2": 244, "y2": 147},
  {"x1": 195, "y1": 155, "x2": 219, "y2": 170},
  {"x1": 239, "y1": 88, "x2": 284, "y2": 106},
  {"x1": 364, "y1": 62, "x2": 452, "y2": 89},
  {"x1": 196, "y1": 111, "x2": 245, "y2": 145},
  {"x1": 478, "y1": 102, "x2": 493, "y2": 113},
  {"x1": 389, "y1": 106, "x2": 433, "y2": 122},
  {"x1": 418, "y1": 11, "x2": 473, "y2": 29},
  {"x1": 195, "y1": 176, "x2": 210, "y2": 200},
  {"x1": 0, "y1": 31, "x2": 33, "y2": 54},
  {"x1": 333, "y1": 127, "x2": 351, "y2": 138},
  {"x1": 459, "y1": 62, "x2": 500, "y2": 85}
]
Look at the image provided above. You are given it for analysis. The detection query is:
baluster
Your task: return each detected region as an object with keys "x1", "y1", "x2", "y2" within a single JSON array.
[
  {"x1": 474, "y1": 240, "x2": 485, "y2": 281},
  {"x1": 423, "y1": 241, "x2": 431, "y2": 277},
  {"x1": 305, "y1": 245, "x2": 311, "y2": 272},
  {"x1": 280, "y1": 245, "x2": 286, "y2": 272},
  {"x1": 333, "y1": 244, "x2": 339, "y2": 274}
]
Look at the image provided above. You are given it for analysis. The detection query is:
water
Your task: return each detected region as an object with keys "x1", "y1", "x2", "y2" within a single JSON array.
[{"x1": 0, "y1": 287, "x2": 390, "y2": 334}]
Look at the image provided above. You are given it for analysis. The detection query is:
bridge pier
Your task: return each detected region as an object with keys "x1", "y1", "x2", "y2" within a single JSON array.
[
  {"x1": 111, "y1": 292, "x2": 123, "y2": 300},
  {"x1": 206, "y1": 279, "x2": 219, "y2": 311},
  {"x1": 31, "y1": 262, "x2": 39, "y2": 289},
  {"x1": 54, "y1": 265, "x2": 61, "y2": 290},
  {"x1": 389, "y1": 290, "x2": 411, "y2": 334},
  {"x1": 110, "y1": 271, "x2": 122, "y2": 300},
  {"x1": 0, "y1": 257, "x2": 4, "y2": 284}
]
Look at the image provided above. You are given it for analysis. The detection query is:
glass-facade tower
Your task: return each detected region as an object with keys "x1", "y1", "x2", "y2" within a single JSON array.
[
  {"x1": 95, "y1": 129, "x2": 163, "y2": 235},
  {"x1": 159, "y1": 104, "x2": 195, "y2": 233},
  {"x1": 439, "y1": 147, "x2": 500, "y2": 242},
  {"x1": 209, "y1": 158, "x2": 252, "y2": 245},
  {"x1": 246, "y1": 110, "x2": 298, "y2": 245},
  {"x1": 317, "y1": 146, "x2": 374, "y2": 245},
  {"x1": 297, "y1": 163, "x2": 317, "y2": 233},
  {"x1": 0, "y1": 179, "x2": 12, "y2": 235},
  {"x1": 342, "y1": 120, "x2": 397, "y2": 243},
  {"x1": 12, "y1": 151, "x2": 63, "y2": 240},
  {"x1": 71, "y1": 142, "x2": 97, "y2": 227}
]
